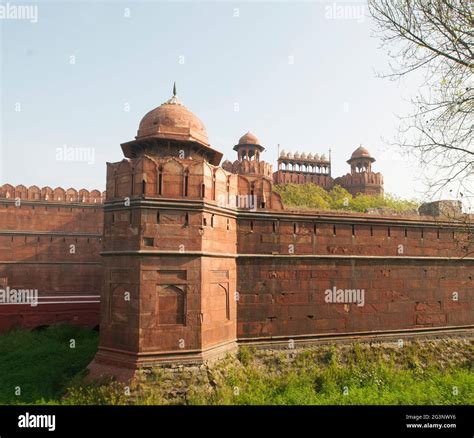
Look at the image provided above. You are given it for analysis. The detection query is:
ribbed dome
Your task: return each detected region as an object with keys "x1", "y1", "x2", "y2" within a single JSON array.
[
  {"x1": 136, "y1": 91, "x2": 209, "y2": 147},
  {"x1": 238, "y1": 131, "x2": 260, "y2": 145}
]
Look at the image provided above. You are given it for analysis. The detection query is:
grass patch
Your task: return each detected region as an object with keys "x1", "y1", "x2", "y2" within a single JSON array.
[
  {"x1": 186, "y1": 343, "x2": 473, "y2": 405},
  {"x1": 0, "y1": 325, "x2": 99, "y2": 404},
  {"x1": 0, "y1": 327, "x2": 471, "y2": 406}
]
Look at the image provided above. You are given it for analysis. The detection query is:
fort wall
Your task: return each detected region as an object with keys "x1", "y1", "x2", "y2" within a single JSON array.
[
  {"x1": 0, "y1": 185, "x2": 104, "y2": 331},
  {"x1": 235, "y1": 211, "x2": 473, "y2": 340},
  {"x1": 2, "y1": 93, "x2": 472, "y2": 379},
  {"x1": 1, "y1": 180, "x2": 472, "y2": 350}
]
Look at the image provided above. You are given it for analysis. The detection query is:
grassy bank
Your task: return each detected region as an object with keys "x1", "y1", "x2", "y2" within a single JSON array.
[
  {"x1": 65, "y1": 337, "x2": 474, "y2": 405},
  {"x1": 186, "y1": 342, "x2": 473, "y2": 405},
  {"x1": 0, "y1": 326, "x2": 472, "y2": 405},
  {"x1": 0, "y1": 325, "x2": 99, "y2": 404}
]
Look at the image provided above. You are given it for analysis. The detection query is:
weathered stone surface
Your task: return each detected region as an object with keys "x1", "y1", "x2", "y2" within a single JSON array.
[{"x1": 419, "y1": 200, "x2": 463, "y2": 217}]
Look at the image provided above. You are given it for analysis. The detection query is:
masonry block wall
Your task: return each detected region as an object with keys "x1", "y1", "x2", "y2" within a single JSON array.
[
  {"x1": 237, "y1": 215, "x2": 469, "y2": 257},
  {"x1": 237, "y1": 258, "x2": 472, "y2": 339},
  {"x1": 236, "y1": 214, "x2": 473, "y2": 340},
  {"x1": 0, "y1": 184, "x2": 104, "y2": 331}
]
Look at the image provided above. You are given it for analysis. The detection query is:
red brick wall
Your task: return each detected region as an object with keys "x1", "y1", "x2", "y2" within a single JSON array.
[
  {"x1": 237, "y1": 217, "x2": 467, "y2": 257},
  {"x1": 237, "y1": 257, "x2": 473, "y2": 339},
  {"x1": 0, "y1": 189, "x2": 103, "y2": 332},
  {"x1": 236, "y1": 215, "x2": 473, "y2": 339}
]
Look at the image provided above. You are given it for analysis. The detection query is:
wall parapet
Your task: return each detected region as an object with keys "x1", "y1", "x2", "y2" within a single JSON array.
[{"x1": 0, "y1": 184, "x2": 105, "y2": 204}]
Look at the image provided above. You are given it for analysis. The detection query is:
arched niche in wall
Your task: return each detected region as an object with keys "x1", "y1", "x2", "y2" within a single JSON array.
[
  {"x1": 186, "y1": 160, "x2": 205, "y2": 198},
  {"x1": 156, "y1": 284, "x2": 185, "y2": 325},
  {"x1": 115, "y1": 160, "x2": 132, "y2": 198},
  {"x1": 135, "y1": 155, "x2": 159, "y2": 197},
  {"x1": 210, "y1": 283, "x2": 229, "y2": 322},
  {"x1": 213, "y1": 167, "x2": 227, "y2": 202},
  {"x1": 162, "y1": 158, "x2": 185, "y2": 197}
]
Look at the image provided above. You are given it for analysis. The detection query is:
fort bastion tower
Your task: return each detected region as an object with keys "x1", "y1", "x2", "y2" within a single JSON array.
[
  {"x1": 222, "y1": 131, "x2": 273, "y2": 180},
  {"x1": 334, "y1": 146, "x2": 384, "y2": 196},
  {"x1": 89, "y1": 86, "x2": 280, "y2": 378}
]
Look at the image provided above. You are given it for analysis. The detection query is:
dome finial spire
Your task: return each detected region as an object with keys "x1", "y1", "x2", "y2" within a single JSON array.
[{"x1": 165, "y1": 82, "x2": 181, "y2": 105}]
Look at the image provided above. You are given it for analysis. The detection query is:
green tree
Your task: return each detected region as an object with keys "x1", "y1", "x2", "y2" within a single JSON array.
[{"x1": 274, "y1": 183, "x2": 419, "y2": 213}]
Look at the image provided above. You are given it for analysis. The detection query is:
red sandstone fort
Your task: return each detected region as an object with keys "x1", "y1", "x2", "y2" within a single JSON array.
[{"x1": 0, "y1": 87, "x2": 472, "y2": 377}]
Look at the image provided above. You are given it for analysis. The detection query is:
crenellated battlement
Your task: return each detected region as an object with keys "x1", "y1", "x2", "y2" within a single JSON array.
[
  {"x1": 222, "y1": 159, "x2": 273, "y2": 179},
  {"x1": 0, "y1": 184, "x2": 106, "y2": 204},
  {"x1": 333, "y1": 172, "x2": 384, "y2": 197}
]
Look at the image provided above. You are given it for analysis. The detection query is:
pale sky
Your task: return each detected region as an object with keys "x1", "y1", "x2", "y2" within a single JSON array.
[{"x1": 0, "y1": 0, "x2": 450, "y2": 203}]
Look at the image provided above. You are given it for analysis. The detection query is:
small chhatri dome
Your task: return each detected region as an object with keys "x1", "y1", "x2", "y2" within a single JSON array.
[
  {"x1": 349, "y1": 145, "x2": 376, "y2": 162},
  {"x1": 320, "y1": 154, "x2": 327, "y2": 161},
  {"x1": 301, "y1": 152, "x2": 307, "y2": 159},
  {"x1": 294, "y1": 151, "x2": 300, "y2": 158},
  {"x1": 233, "y1": 131, "x2": 265, "y2": 153},
  {"x1": 238, "y1": 131, "x2": 260, "y2": 146},
  {"x1": 307, "y1": 153, "x2": 314, "y2": 159},
  {"x1": 280, "y1": 149, "x2": 286, "y2": 157},
  {"x1": 287, "y1": 151, "x2": 293, "y2": 158},
  {"x1": 313, "y1": 153, "x2": 319, "y2": 160},
  {"x1": 136, "y1": 83, "x2": 209, "y2": 147}
]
